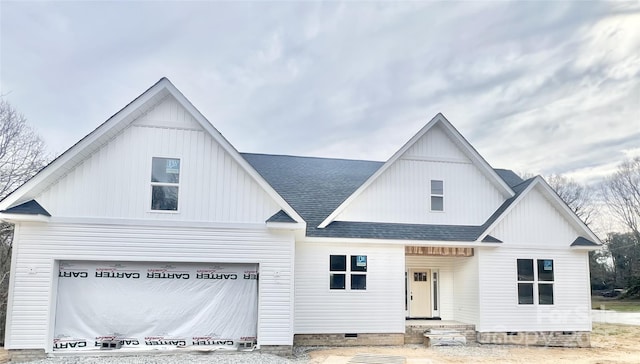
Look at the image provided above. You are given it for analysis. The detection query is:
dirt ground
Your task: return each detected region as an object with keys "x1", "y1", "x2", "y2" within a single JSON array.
[
  {"x1": 0, "y1": 324, "x2": 638, "y2": 363},
  {"x1": 306, "y1": 323, "x2": 640, "y2": 364}
]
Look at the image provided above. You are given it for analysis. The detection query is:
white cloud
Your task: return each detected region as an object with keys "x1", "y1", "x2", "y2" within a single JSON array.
[{"x1": 0, "y1": 1, "x2": 638, "y2": 185}]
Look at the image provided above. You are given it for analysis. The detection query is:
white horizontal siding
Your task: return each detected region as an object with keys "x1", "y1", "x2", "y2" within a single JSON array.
[
  {"x1": 336, "y1": 159, "x2": 504, "y2": 225},
  {"x1": 6, "y1": 222, "x2": 295, "y2": 350},
  {"x1": 489, "y1": 187, "x2": 581, "y2": 246},
  {"x1": 37, "y1": 122, "x2": 280, "y2": 223},
  {"x1": 477, "y1": 247, "x2": 591, "y2": 332},
  {"x1": 294, "y1": 243, "x2": 405, "y2": 334},
  {"x1": 405, "y1": 255, "x2": 478, "y2": 324}
]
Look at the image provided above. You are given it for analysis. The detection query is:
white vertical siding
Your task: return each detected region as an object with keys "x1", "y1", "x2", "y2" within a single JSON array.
[
  {"x1": 336, "y1": 124, "x2": 504, "y2": 225},
  {"x1": 6, "y1": 222, "x2": 295, "y2": 349},
  {"x1": 37, "y1": 122, "x2": 280, "y2": 223},
  {"x1": 490, "y1": 187, "x2": 581, "y2": 246},
  {"x1": 477, "y1": 247, "x2": 591, "y2": 332},
  {"x1": 294, "y1": 242, "x2": 405, "y2": 334},
  {"x1": 405, "y1": 255, "x2": 478, "y2": 324},
  {"x1": 336, "y1": 160, "x2": 504, "y2": 225},
  {"x1": 133, "y1": 95, "x2": 203, "y2": 130},
  {"x1": 403, "y1": 124, "x2": 469, "y2": 161}
]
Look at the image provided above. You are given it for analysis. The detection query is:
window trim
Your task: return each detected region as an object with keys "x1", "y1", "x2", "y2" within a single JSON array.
[
  {"x1": 430, "y1": 179, "x2": 444, "y2": 212},
  {"x1": 517, "y1": 258, "x2": 554, "y2": 305},
  {"x1": 149, "y1": 157, "x2": 181, "y2": 213},
  {"x1": 329, "y1": 254, "x2": 367, "y2": 291}
]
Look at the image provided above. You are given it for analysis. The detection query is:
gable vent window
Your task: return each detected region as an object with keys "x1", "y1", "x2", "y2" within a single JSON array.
[
  {"x1": 330, "y1": 255, "x2": 367, "y2": 290},
  {"x1": 151, "y1": 157, "x2": 180, "y2": 211},
  {"x1": 430, "y1": 180, "x2": 444, "y2": 212}
]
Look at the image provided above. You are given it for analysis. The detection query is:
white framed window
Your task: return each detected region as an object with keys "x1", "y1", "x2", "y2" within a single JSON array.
[
  {"x1": 150, "y1": 157, "x2": 180, "y2": 211},
  {"x1": 430, "y1": 180, "x2": 444, "y2": 211},
  {"x1": 329, "y1": 255, "x2": 367, "y2": 290},
  {"x1": 517, "y1": 259, "x2": 554, "y2": 305}
]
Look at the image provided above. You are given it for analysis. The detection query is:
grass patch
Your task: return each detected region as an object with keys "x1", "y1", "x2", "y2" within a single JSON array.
[{"x1": 592, "y1": 295, "x2": 640, "y2": 312}]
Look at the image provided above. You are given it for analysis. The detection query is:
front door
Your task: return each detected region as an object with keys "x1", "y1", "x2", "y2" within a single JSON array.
[{"x1": 409, "y1": 269, "x2": 431, "y2": 317}]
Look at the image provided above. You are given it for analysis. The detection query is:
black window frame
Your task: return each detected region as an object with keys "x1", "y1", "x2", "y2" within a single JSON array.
[
  {"x1": 330, "y1": 254, "x2": 367, "y2": 291},
  {"x1": 517, "y1": 258, "x2": 554, "y2": 305}
]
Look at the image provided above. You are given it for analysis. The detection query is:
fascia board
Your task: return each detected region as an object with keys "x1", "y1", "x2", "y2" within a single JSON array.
[
  {"x1": 0, "y1": 213, "x2": 50, "y2": 223},
  {"x1": 162, "y1": 81, "x2": 306, "y2": 225},
  {"x1": 478, "y1": 176, "x2": 602, "y2": 245},
  {"x1": 437, "y1": 116, "x2": 515, "y2": 198},
  {"x1": 0, "y1": 79, "x2": 170, "y2": 211},
  {"x1": 318, "y1": 114, "x2": 443, "y2": 228},
  {"x1": 265, "y1": 221, "x2": 307, "y2": 230},
  {"x1": 318, "y1": 113, "x2": 514, "y2": 228},
  {"x1": 476, "y1": 178, "x2": 538, "y2": 242},
  {"x1": 303, "y1": 236, "x2": 495, "y2": 247},
  {"x1": 535, "y1": 177, "x2": 602, "y2": 244}
]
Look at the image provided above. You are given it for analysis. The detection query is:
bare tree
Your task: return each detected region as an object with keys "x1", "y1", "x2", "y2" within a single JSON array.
[
  {"x1": 600, "y1": 158, "x2": 640, "y2": 297},
  {"x1": 0, "y1": 99, "x2": 49, "y2": 342},
  {"x1": 546, "y1": 174, "x2": 596, "y2": 227},
  {"x1": 601, "y1": 157, "x2": 640, "y2": 239}
]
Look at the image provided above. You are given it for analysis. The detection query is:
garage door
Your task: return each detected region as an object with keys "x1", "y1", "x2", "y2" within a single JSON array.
[{"x1": 53, "y1": 261, "x2": 258, "y2": 351}]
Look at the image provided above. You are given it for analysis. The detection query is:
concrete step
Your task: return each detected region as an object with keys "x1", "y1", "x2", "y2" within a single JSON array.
[{"x1": 423, "y1": 329, "x2": 467, "y2": 347}]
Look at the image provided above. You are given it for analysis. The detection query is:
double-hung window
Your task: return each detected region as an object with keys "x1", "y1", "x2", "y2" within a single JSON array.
[
  {"x1": 430, "y1": 180, "x2": 444, "y2": 211},
  {"x1": 329, "y1": 255, "x2": 367, "y2": 290},
  {"x1": 517, "y1": 259, "x2": 554, "y2": 305},
  {"x1": 151, "y1": 157, "x2": 180, "y2": 211}
]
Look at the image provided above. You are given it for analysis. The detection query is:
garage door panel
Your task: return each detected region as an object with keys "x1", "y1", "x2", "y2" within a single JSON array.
[{"x1": 53, "y1": 261, "x2": 258, "y2": 351}]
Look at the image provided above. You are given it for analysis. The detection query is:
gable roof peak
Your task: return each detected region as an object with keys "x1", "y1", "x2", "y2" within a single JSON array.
[
  {"x1": 317, "y1": 113, "x2": 516, "y2": 228},
  {"x1": 0, "y1": 78, "x2": 305, "y2": 225}
]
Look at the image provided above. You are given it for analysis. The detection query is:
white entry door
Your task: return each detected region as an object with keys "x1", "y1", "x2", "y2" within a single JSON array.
[{"x1": 409, "y1": 269, "x2": 431, "y2": 317}]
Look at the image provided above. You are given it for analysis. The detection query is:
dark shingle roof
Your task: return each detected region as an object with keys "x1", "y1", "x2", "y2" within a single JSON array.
[
  {"x1": 482, "y1": 235, "x2": 503, "y2": 243},
  {"x1": 267, "y1": 210, "x2": 297, "y2": 223},
  {"x1": 0, "y1": 200, "x2": 51, "y2": 216},
  {"x1": 243, "y1": 153, "x2": 521, "y2": 241},
  {"x1": 571, "y1": 236, "x2": 600, "y2": 247},
  {"x1": 494, "y1": 169, "x2": 524, "y2": 188}
]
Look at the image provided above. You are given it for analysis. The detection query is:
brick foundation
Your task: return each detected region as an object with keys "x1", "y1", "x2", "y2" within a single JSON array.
[
  {"x1": 259, "y1": 345, "x2": 293, "y2": 357},
  {"x1": 8, "y1": 349, "x2": 47, "y2": 363},
  {"x1": 294, "y1": 333, "x2": 404, "y2": 346},
  {"x1": 477, "y1": 331, "x2": 591, "y2": 347}
]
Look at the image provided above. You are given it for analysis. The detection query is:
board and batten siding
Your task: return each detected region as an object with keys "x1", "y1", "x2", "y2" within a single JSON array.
[
  {"x1": 37, "y1": 96, "x2": 280, "y2": 223},
  {"x1": 489, "y1": 186, "x2": 581, "y2": 246},
  {"x1": 405, "y1": 255, "x2": 478, "y2": 324},
  {"x1": 6, "y1": 221, "x2": 295, "y2": 350},
  {"x1": 294, "y1": 242, "x2": 405, "y2": 334},
  {"x1": 335, "y1": 126, "x2": 504, "y2": 225},
  {"x1": 477, "y1": 247, "x2": 591, "y2": 332}
]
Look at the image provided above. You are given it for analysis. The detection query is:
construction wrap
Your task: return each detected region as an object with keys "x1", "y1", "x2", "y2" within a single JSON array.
[{"x1": 53, "y1": 261, "x2": 258, "y2": 351}]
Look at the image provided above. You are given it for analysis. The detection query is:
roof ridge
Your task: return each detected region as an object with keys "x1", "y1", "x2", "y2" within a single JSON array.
[{"x1": 240, "y1": 152, "x2": 383, "y2": 164}]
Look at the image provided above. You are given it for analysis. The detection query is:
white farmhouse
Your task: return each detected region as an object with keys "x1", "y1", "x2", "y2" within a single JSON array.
[{"x1": 0, "y1": 78, "x2": 600, "y2": 360}]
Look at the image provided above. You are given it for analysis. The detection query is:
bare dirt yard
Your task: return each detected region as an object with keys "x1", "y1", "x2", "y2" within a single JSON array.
[
  {"x1": 1, "y1": 324, "x2": 638, "y2": 363},
  {"x1": 306, "y1": 323, "x2": 640, "y2": 364}
]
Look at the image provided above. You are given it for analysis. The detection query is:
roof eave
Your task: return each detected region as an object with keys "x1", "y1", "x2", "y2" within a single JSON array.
[
  {"x1": 0, "y1": 213, "x2": 50, "y2": 223},
  {"x1": 266, "y1": 221, "x2": 307, "y2": 230}
]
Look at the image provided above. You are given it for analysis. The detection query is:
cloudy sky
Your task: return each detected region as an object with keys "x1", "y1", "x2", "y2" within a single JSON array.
[{"x1": 1, "y1": 1, "x2": 639, "y2": 184}]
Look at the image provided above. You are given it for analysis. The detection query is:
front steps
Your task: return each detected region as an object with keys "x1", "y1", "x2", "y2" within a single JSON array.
[
  {"x1": 405, "y1": 321, "x2": 476, "y2": 345},
  {"x1": 423, "y1": 329, "x2": 467, "y2": 347}
]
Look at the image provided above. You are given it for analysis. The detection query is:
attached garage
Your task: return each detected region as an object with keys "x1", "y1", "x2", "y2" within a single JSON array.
[{"x1": 53, "y1": 261, "x2": 259, "y2": 351}]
